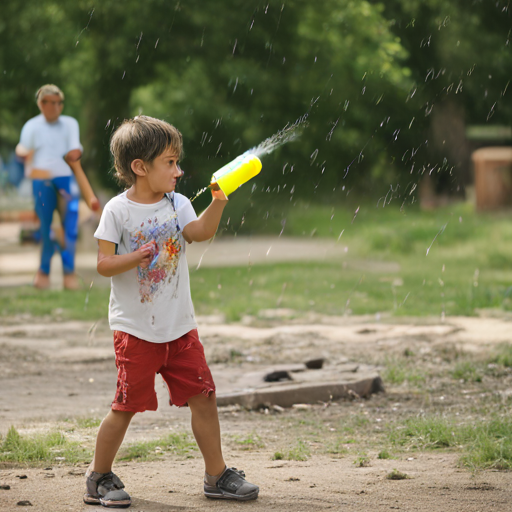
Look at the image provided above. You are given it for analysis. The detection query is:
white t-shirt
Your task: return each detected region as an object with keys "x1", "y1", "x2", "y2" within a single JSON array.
[
  {"x1": 94, "y1": 191, "x2": 198, "y2": 343},
  {"x1": 19, "y1": 114, "x2": 83, "y2": 178}
]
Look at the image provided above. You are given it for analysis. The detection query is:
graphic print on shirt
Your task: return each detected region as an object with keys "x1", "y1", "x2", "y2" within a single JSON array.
[{"x1": 130, "y1": 211, "x2": 182, "y2": 303}]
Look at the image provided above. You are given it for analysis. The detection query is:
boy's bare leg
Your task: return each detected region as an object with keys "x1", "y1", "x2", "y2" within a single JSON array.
[
  {"x1": 90, "y1": 409, "x2": 135, "y2": 473},
  {"x1": 190, "y1": 392, "x2": 259, "y2": 500},
  {"x1": 188, "y1": 392, "x2": 226, "y2": 477}
]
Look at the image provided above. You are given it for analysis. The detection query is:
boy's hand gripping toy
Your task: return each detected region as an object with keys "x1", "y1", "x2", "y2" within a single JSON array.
[{"x1": 209, "y1": 154, "x2": 262, "y2": 197}]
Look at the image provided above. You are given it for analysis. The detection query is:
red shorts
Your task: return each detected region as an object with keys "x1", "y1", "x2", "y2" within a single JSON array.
[{"x1": 112, "y1": 329, "x2": 215, "y2": 412}]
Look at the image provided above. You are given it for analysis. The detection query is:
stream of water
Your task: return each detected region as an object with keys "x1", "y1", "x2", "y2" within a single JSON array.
[{"x1": 190, "y1": 114, "x2": 308, "y2": 201}]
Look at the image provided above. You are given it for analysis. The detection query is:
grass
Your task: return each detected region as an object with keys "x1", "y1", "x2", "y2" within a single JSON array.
[
  {"x1": 386, "y1": 469, "x2": 409, "y2": 480},
  {"x1": 460, "y1": 417, "x2": 512, "y2": 470},
  {"x1": 4, "y1": 403, "x2": 512, "y2": 471},
  {"x1": 451, "y1": 361, "x2": 483, "y2": 383},
  {"x1": 117, "y1": 433, "x2": 197, "y2": 462},
  {"x1": 353, "y1": 454, "x2": 371, "y2": 467},
  {"x1": 378, "y1": 450, "x2": 392, "y2": 460},
  {"x1": 73, "y1": 417, "x2": 102, "y2": 429},
  {"x1": 2, "y1": 201, "x2": 512, "y2": 321},
  {"x1": 0, "y1": 286, "x2": 110, "y2": 321},
  {"x1": 381, "y1": 358, "x2": 427, "y2": 387},
  {"x1": 388, "y1": 415, "x2": 512, "y2": 470},
  {"x1": 272, "y1": 439, "x2": 311, "y2": 461},
  {"x1": 325, "y1": 439, "x2": 350, "y2": 456},
  {"x1": 231, "y1": 433, "x2": 265, "y2": 450},
  {"x1": 489, "y1": 343, "x2": 512, "y2": 368},
  {"x1": 388, "y1": 416, "x2": 459, "y2": 450},
  {"x1": 192, "y1": 202, "x2": 512, "y2": 320},
  {"x1": 0, "y1": 426, "x2": 90, "y2": 464},
  {"x1": 56, "y1": 417, "x2": 103, "y2": 433},
  {"x1": 0, "y1": 425, "x2": 196, "y2": 465}
]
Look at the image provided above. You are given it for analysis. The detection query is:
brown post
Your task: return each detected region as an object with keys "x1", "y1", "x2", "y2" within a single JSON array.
[{"x1": 472, "y1": 147, "x2": 512, "y2": 211}]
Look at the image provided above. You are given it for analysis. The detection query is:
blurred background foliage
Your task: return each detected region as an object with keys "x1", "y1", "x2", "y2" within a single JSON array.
[{"x1": 0, "y1": 0, "x2": 510, "y2": 208}]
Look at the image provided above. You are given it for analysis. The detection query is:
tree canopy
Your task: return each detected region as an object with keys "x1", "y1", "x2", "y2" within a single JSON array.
[{"x1": 1, "y1": 0, "x2": 510, "y2": 203}]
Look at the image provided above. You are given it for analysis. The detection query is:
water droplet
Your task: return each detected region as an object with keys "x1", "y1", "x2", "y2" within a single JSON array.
[
  {"x1": 190, "y1": 187, "x2": 208, "y2": 202},
  {"x1": 245, "y1": 115, "x2": 308, "y2": 158}
]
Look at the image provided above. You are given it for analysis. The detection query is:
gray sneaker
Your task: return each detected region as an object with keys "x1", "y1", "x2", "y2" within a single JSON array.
[
  {"x1": 83, "y1": 470, "x2": 131, "y2": 508},
  {"x1": 204, "y1": 467, "x2": 259, "y2": 501}
]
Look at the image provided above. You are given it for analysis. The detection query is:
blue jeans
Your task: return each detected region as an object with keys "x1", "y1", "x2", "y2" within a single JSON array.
[{"x1": 32, "y1": 176, "x2": 80, "y2": 275}]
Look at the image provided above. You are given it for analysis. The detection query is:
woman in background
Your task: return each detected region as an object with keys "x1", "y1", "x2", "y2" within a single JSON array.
[{"x1": 16, "y1": 84, "x2": 84, "y2": 290}]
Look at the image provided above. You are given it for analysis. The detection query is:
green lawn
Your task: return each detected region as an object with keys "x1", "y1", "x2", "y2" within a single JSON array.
[
  {"x1": 0, "y1": 285, "x2": 110, "y2": 321},
  {"x1": 195, "y1": 200, "x2": 512, "y2": 320},
  {"x1": 1, "y1": 201, "x2": 511, "y2": 321}
]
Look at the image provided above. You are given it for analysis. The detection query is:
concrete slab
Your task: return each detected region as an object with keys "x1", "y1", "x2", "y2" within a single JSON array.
[{"x1": 215, "y1": 362, "x2": 384, "y2": 409}]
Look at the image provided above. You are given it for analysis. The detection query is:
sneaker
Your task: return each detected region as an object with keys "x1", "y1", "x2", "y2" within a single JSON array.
[
  {"x1": 83, "y1": 470, "x2": 131, "y2": 508},
  {"x1": 204, "y1": 467, "x2": 259, "y2": 501}
]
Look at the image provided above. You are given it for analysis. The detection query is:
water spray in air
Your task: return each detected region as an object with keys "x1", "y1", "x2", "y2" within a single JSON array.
[
  {"x1": 191, "y1": 114, "x2": 308, "y2": 201},
  {"x1": 244, "y1": 114, "x2": 308, "y2": 159}
]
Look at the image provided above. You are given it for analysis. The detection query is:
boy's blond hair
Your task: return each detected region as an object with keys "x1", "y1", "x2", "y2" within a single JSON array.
[{"x1": 110, "y1": 115, "x2": 183, "y2": 187}]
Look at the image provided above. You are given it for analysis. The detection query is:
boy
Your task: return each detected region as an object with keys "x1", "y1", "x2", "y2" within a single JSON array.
[{"x1": 86, "y1": 116, "x2": 259, "y2": 508}]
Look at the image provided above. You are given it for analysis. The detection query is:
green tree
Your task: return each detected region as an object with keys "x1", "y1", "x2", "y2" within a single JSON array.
[
  {"x1": 2, "y1": 0, "x2": 509, "y2": 203},
  {"x1": 370, "y1": 0, "x2": 512, "y2": 194},
  {"x1": 129, "y1": 0, "x2": 413, "y2": 199}
]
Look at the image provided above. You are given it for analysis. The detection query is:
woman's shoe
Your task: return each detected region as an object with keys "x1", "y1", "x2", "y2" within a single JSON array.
[
  {"x1": 33, "y1": 271, "x2": 50, "y2": 290},
  {"x1": 63, "y1": 273, "x2": 81, "y2": 290}
]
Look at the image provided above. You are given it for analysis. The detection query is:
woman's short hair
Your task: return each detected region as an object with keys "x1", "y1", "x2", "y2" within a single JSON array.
[
  {"x1": 35, "y1": 84, "x2": 64, "y2": 102},
  {"x1": 110, "y1": 115, "x2": 183, "y2": 187}
]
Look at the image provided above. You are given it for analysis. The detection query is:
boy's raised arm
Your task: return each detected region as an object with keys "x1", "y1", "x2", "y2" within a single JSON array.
[
  {"x1": 97, "y1": 239, "x2": 155, "y2": 277},
  {"x1": 183, "y1": 193, "x2": 228, "y2": 243}
]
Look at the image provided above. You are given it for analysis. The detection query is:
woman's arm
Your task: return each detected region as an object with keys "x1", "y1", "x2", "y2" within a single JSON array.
[
  {"x1": 182, "y1": 193, "x2": 228, "y2": 243},
  {"x1": 15, "y1": 144, "x2": 33, "y2": 159},
  {"x1": 66, "y1": 156, "x2": 100, "y2": 212},
  {"x1": 97, "y1": 239, "x2": 155, "y2": 277}
]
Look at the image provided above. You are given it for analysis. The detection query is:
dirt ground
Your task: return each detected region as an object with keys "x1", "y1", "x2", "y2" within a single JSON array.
[
  {"x1": 1, "y1": 220, "x2": 512, "y2": 510},
  {"x1": 1, "y1": 313, "x2": 512, "y2": 512}
]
